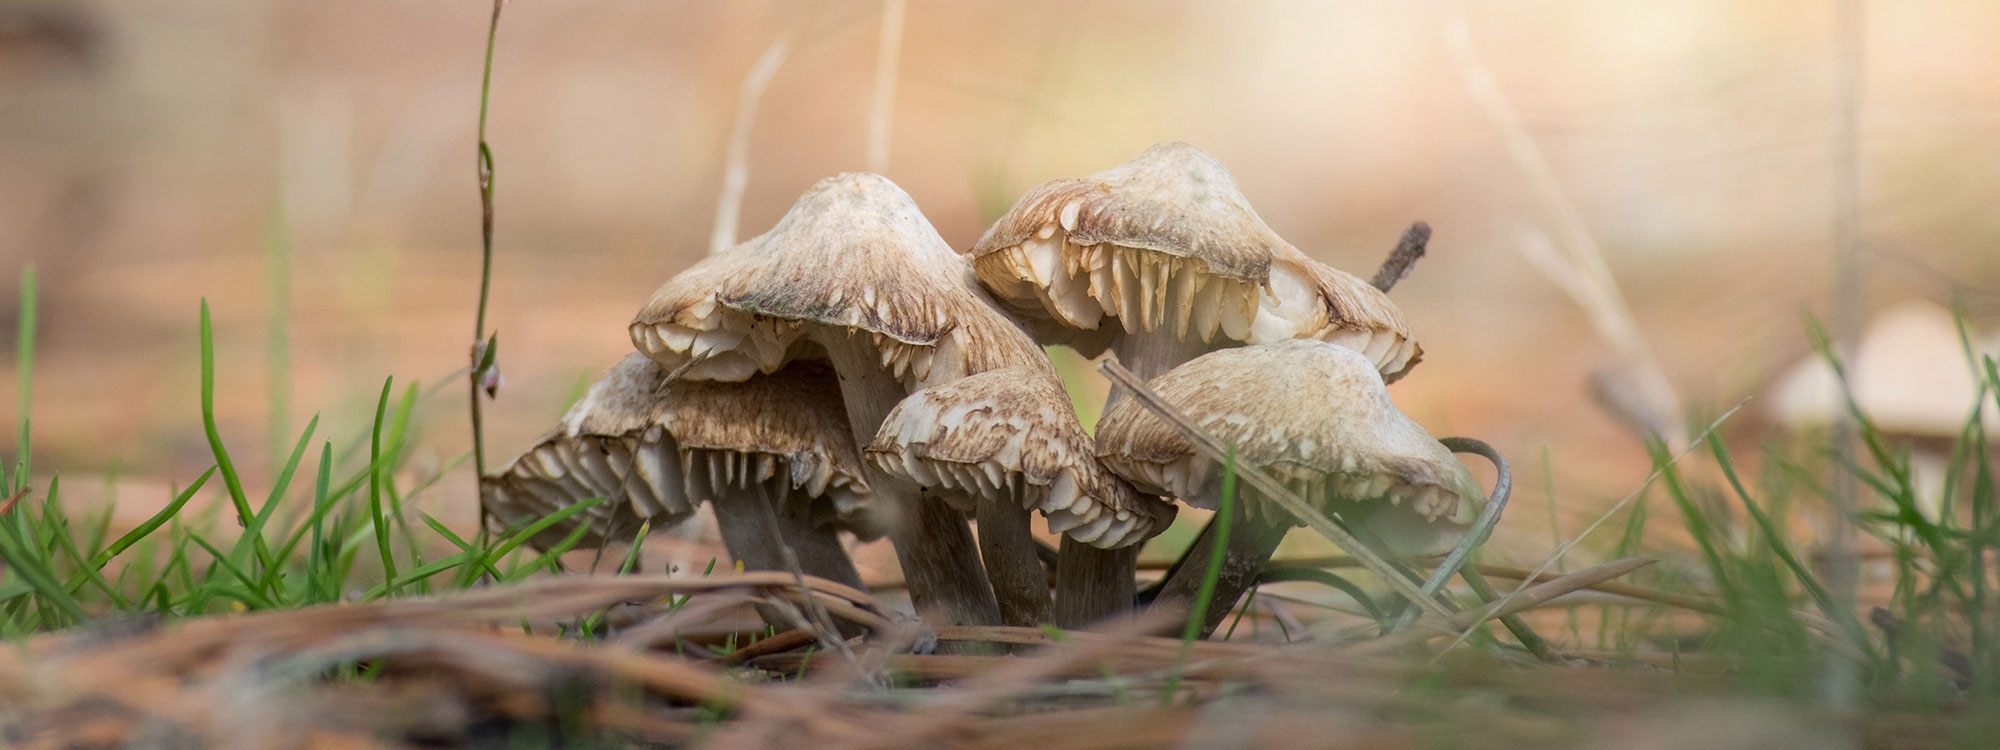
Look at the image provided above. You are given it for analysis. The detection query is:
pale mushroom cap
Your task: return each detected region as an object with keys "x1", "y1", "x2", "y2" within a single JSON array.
[
  {"x1": 1094, "y1": 339, "x2": 1480, "y2": 555},
  {"x1": 974, "y1": 142, "x2": 1280, "y2": 278},
  {"x1": 1254, "y1": 245, "x2": 1423, "y2": 382},
  {"x1": 966, "y1": 142, "x2": 1421, "y2": 380},
  {"x1": 482, "y1": 355, "x2": 877, "y2": 549},
  {"x1": 1769, "y1": 301, "x2": 1999, "y2": 438},
  {"x1": 630, "y1": 173, "x2": 1048, "y2": 387},
  {"x1": 865, "y1": 367, "x2": 1177, "y2": 549},
  {"x1": 968, "y1": 143, "x2": 1275, "y2": 346}
]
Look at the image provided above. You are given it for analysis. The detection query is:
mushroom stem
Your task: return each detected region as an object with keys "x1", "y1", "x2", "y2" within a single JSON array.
[
  {"x1": 710, "y1": 486, "x2": 864, "y2": 591},
  {"x1": 1149, "y1": 488, "x2": 1294, "y2": 638},
  {"x1": 824, "y1": 339, "x2": 1001, "y2": 628},
  {"x1": 1104, "y1": 330, "x2": 1219, "y2": 408},
  {"x1": 707, "y1": 483, "x2": 862, "y2": 635},
  {"x1": 979, "y1": 488, "x2": 1052, "y2": 627},
  {"x1": 1052, "y1": 331, "x2": 1211, "y2": 629},
  {"x1": 1052, "y1": 540, "x2": 1140, "y2": 629}
]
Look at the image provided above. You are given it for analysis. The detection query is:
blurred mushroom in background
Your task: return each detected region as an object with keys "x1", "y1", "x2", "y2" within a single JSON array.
[{"x1": 1768, "y1": 301, "x2": 2000, "y2": 521}]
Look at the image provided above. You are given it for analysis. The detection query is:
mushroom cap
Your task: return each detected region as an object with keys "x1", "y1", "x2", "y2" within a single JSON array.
[
  {"x1": 1256, "y1": 245, "x2": 1422, "y2": 382},
  {"x1": 966, "y1": 142, "x2": 1420, "y2": 381},
  {"x1": 968, "y1": 143, "x2": 1273, "y2": 345},
  {"x1": 1094, "y1": 339, "x2": 1480, "y2": 556},
  {"x1": 865, "y1": 367, "x2": 1177, "y2": 549},
  {"x1": 660, "y1": 360, "x2": 875, "y2": 528},
  {"x1": 481, "y1": 354, "x2": 877, "y2": 550},
  {"x1": 1769, "y1": 301, "x2": 1999, "y2": 438},
  {"x1": 483, "y1": 354, "x2": 694, "y2": 549},
  {"x1": 631, "y1": 172, "x2": 1048, "y2": 387}
]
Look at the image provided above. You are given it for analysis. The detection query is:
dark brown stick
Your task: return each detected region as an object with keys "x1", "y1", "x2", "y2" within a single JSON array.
[{"x1": 1369, "y1": 221, "x2": 1432, "y2": 292}]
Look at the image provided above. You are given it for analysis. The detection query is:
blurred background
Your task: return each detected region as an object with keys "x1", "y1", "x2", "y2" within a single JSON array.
[{"x1": 1, "y1": 0, "x2": 1996, "y2": 569}]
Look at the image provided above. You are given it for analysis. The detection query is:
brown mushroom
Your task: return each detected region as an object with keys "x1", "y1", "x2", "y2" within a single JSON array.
[
  {"x1": 1095, "y1": 339, "x2": 1481, "y2": 637},
  {"x1": 631, "y1": 173, "x2": 1076, "y2": 627},
  {"x1": 966, "y1": 142, "x2": 1422, "y2": 627},
  {"x1": 482, "y1": 353, "x2": 873, "y2": 594},
  {"x1": 866, "y1": 367, "x2": 1175, "y2": 626},
  {"x1": 968, "y1": 141, "x2": 1420, "y2": 382}
]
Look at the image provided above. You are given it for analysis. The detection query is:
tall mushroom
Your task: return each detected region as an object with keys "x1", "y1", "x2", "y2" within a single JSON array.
[
  {"x1": 482, "y1": 353, "x2": 873, "y2": 592},
  {"x1": 631, "y1": 173, "x2": 1079, "y2": 627},
  {"x1": 967, "y1": 141, "x2": 1421, "y2": 627},
  {"x1": 866, "y1": 367, "x2": 1176, "y2": 626},
  {"x1": 1095, "y1": 339, "x2": 1482, "y2": 637}
]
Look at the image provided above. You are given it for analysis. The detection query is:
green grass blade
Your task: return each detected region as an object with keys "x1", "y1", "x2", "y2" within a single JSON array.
[
  {"x1": 367, "y1": 377, "x2": 399, "y2": 593},
  {"x1": 198, "y1": 301, "x2": 270, "y2": 572},
  {"x1": 480, "y1": 496, "x2": 608, "y2": 574},
  {"x1": 420, "y1": 512, "x2": 505, "y2": 583},
  {"x1": 37, "y1": 476, "x2": 129, "y2": 608},
  {"x1": 232, "y1": 414, "x2": 319, "y2": 580},
  {"x1": 1650, "y1": 440, "x2": 1735, "y2": 601},
  {"x1": 74, "y1": 467, "x2": 217, "y2": 587},
  {"x1": 13, "y1": 264, "x2": 34, "y2": 495},
  {"x1": 501, "y1": 520, "x2": 594, "y2": 582},
  {"x1": 1184, "y1": 448, "x2": 1237, "y2": 644},
  {"x1": 1709, "y1": 434, "x2": 1875, "y2": 659},
  {"x1": 361, "y1": 551, "x2": 477, "y2": 599},
  {"x1": 185, "y1": 533, "x2": 276, "y2": 611},
  {"x1": 0, "y1": 501, "x2": 85, "y2": 623},
  {"x1": 263, "y1": 441, "x2": 337, "y2": 598},
  {"x1": 1162, "y1": 448, "x2": 1237, "y2": 704}
]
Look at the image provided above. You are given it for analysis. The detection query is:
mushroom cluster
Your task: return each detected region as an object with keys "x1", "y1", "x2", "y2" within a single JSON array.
[{"x1": 483, "y1": 143, "x2": 1490, "y2": 637}]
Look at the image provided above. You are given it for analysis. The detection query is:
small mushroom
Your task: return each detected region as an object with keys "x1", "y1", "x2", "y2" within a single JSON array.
[
  {"x1": 482, "y1": 354, "x2": 873, "y2": 594},
  {"x1": 866, "y1": 367, "x2": 1176, "y2": 626},
  {"x1": 1095, "y1": 339, "x2": 1481, "y2": 637},
  {"x1": 631, "y1": 173, "x2": 1071, "y2": 628},
  {"x1": 1768, "y1": 301, "x2": 2000, "y2": 519},
  {"x1": 967, "y1": 142, "x2": 1422, "y2": 627}
]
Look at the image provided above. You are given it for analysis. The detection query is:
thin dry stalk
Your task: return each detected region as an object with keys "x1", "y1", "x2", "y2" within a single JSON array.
[
  {"x1": 1350, "y1": 557, "x2": 1657, "y2": 655},
  {"x1": 1442, "y1": 12, "x2": 1686, "y2": 449},
  {"x1": 864, "y1": 0, "x2": 906, "y2": 174},
  {"x1": 711, "y1": 33, "x2": 794, "y2": 255}
]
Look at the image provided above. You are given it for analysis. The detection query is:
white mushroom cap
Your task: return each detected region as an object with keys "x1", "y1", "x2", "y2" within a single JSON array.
[
  {"x1": 630, "y1": 172, "x2": 1050, "y2": 389},
  {"x1": 865, "y1": 367, "x2": 1177, "y2": 549},
  {"x1": 967, "y1": 142, "x2": 1421, "y2": 380},
  {"x1": 481, "y1": 354, "x2": 877, "y2": 548},
  {"x1": 1769, "y1": 301, "x2": 1999, "y2": 438},
  {"x1": 1094, "y1": 339, "x2": 1481, "y2": 556}
]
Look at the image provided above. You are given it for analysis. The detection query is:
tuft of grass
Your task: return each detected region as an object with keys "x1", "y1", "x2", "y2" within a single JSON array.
[
  {"x1": 1605, "y1": 310, "x2": 1999, "y2": 703},
  {"x1": 0, "y1": 289, "x2": 615, "y2": 637}
]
